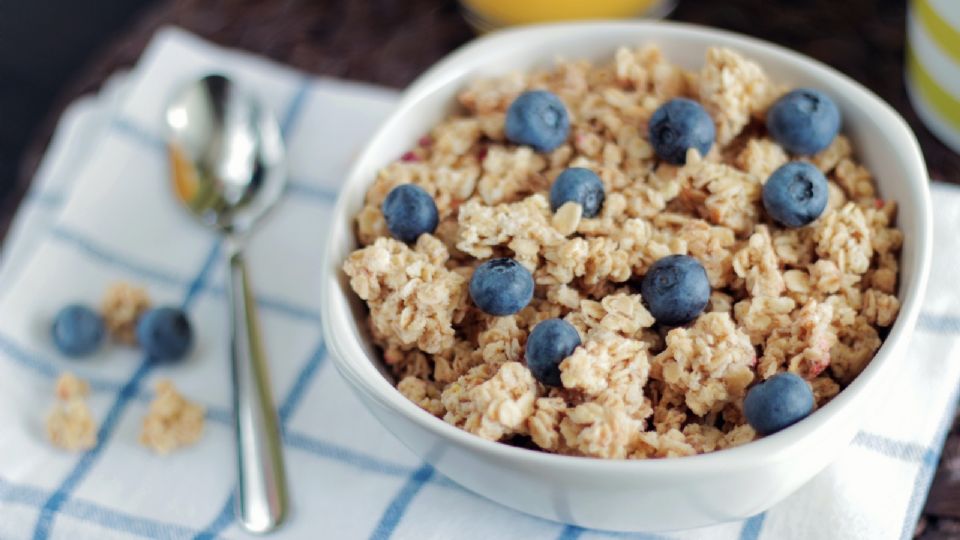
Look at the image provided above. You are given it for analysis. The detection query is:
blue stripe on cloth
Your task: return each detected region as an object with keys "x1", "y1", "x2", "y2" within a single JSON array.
[
  {"x1": 0, "y1": 476, "x2": 49, "y2": 507},
  {"x1": 853, "y1": 431, "x2": 937, "y2": 464},
  {"x1": 264, "y1": 78, "x2": 333, "y2": 211},
  {"x1": 283, "y1": 430, "x2": 416, "y2": 477},
  {"x1": 26, "y1": 191, "x2": 66, "y2": 209},
  {"x1": 917, "y1": 313, "x2": 960, "y2": 335},
  {"x1": 31, "y1": 361, "x2": 155, "y2": 540},
  {"x1": 247, "y1": 293, "x2": 320, "y2": 323},
  {"x1": 111, "y1": 116, "x2": 164, "y2": 150},
  {"x1": 50, "y1": 223, "x2": 322, "y2": 323},
  {"x1": 286, "y1": 180, "x2": 339, "y2": 204},
  {"x1": 369, "y1": 463, "x2": 435, "y2": 540},
  {"x1": 0, "y1": 476, "x2": 211, "y2": 539},
  {"x1": 192, "y1": 494, "x2": 236, "y2": 540},
  {"x1": 578, "y1": 528, "x2": 669, "y2": 539},
  {"x1": 278, "y1": 341, "x2": 327, "y2": 422},
  {"x1": 31, "y1": 239, "x2": 221, "y2": 540},
  {"x1": 202, "y1": 403, "x2": 232, "y2": 426},
  {"x1": 427, "y1": 475, "x2": 460, "y2": 490},
  {"x1": 556, "y1": 525, "x2": 585, "y2": 540},
  {"x1": 114, "y1": 75, "x2": 312, "y2": 147},
  {"x1": 114, "y1": 75, "x2": 313, "y2": 150},
  {"x1": 205, "y1": 284, "x2": 321, "y2": 324},
  {"x1": 0, "y1": 330, "x2": 125, "y2": 393},
  {"x1": 114, "y1": 109, "x2": 340, "y2": 210},
  {"x1": 280, "y1": 76, "x2": 312, "y2": 137},
  {"x1": 60, "y1": 495, "x2": 208, "y2": 539},
  {"x1": 557, "y1": 523, "x2": 669, "y2": 539},
  {"x1": 0, "y1": 333, "x2": 56, "y2": 378},
  {"x1": 51, "y1": 226, "x2": 190, "y2": 287},
  {"x1": 901, "y1": 464, "x2": 939, "y2": 540},
  {"x1": 898, "y1": 385, "x2": 960, "y2": 540},
  {"x1": 185, "y1": 398, "x2": 418, "y2": 478},
  {"x1": 739, "y1": 512, "x2": 766, "y2": 540},
  {"x1": 145, "y1": 390, "x2": 422, "y2": 485},
  {"x1": 131, "y1": 388, "x2": 235, "y2": 427},
  {"x1": 577, "y1": 527, "x2": 668, "y2": 539},
  {"x1": 182, "y1": 241, "x2": 222, "y2": 311}
]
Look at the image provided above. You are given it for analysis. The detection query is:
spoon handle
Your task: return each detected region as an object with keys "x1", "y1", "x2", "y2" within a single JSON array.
[{"x1": 227, "y1": 246, "x2": 288, "y2": 533}]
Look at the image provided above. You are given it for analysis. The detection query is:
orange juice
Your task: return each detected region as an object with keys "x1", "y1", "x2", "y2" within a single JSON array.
[{"x1": 461, "y1": 0, "x2": 671, "y2": 29}]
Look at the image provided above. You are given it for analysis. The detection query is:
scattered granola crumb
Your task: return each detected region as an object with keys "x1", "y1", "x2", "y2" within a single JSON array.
[
  {"x1": 139, "y1": 380, "x2": 205, "y2": 454},
  {"x1": 46, "y1": 373, "x2": 96, "y2": 452},
  {"x1": 55, "y1": 372, "x2": 90, "y2": 401},
  {"x1": 101, "y1": 282, "x2": 151, "y2": 344}
]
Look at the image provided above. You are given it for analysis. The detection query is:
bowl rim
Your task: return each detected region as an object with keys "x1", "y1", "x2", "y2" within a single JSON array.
[{"x1": 321, "y1": 19, "x2": 933, "y2": 475}]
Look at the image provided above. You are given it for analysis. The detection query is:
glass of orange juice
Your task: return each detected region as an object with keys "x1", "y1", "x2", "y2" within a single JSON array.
[{"x1": 461, "y1": 0, "x2": 675, "y2": 31}]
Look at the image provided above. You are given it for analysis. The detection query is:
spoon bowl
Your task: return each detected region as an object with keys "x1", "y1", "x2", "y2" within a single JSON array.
[{"x1": 167, "y1": 74, "x2": 286, "y2": 235}]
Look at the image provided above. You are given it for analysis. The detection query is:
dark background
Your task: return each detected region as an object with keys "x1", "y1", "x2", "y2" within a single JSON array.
[
  {"x1": 1, "y1": 1, "x2": 959, "y2": 536},
  {"x1": 0, "y1": 0, "x2": 156, "y2": 225},
  {"x1": 4, "y1": 0, "x2": 960, "y2": 236}
]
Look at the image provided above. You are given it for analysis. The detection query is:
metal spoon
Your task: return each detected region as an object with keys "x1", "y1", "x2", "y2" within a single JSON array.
[{"x1": 165, "y1": 74, "x2": 288, "y2": 533}]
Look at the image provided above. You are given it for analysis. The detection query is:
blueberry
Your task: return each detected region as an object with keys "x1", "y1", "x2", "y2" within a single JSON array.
[
  {"x1": 744, "y1": 372, "x2": 815, "y2": 435},
  {"x1": 766, "y1": 89, "x2": 840, "y2": 155},
  {"x1": 526, "y1": 318, "x2": 581, "y2": 387},
  {"x1": 381, "y1": 184, "x2": 439, "y2": 243},
  {"x1": 648, "y1": 98, "x2": 715, "y2": 165},
  {"x1": 550, "y1": 167, "x2": 605, "y2": 218},
  {"x1": 469, "y1": 258, "x2": 534, "y2": 316},
  {"x1": 505, "y1": 90, "x2": 570, "y2": 152},
  {"x1": 640, "y1": 255, "x2": 710, "y2": 326},
  {"x1": 762, "y1": 161, "x2": 829, "y2": 228},
  {"x1": 136, "y1": 307, "x2": 193, "y2": 362},
  {"x1": 51, "y1": 304, "x2": 105, "y2": 358}
]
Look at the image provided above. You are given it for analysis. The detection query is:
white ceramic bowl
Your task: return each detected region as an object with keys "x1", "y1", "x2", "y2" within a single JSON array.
[{"x1": 321, "y1": 21, "x2": 932, "y2": 532}]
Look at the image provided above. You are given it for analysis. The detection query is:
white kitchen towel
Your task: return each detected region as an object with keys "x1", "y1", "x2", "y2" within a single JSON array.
[{"x1": 0, "y1": 27, "x2": 958, "y2": 540}]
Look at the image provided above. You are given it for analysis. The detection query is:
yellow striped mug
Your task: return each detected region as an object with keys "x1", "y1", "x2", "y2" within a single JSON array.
[{"x1": 907, "y1": 0, "x2": 960, "y2": 153}]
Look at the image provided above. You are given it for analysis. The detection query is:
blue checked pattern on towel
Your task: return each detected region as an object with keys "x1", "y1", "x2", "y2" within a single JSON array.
[{"x1": 0, "y1": 27, "x2": 958, "y2": 540}]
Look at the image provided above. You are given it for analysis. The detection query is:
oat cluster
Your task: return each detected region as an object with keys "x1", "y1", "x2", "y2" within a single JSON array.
[
  {"x1": 343, "y1": 45, "x2": 903, "y2": 459},
  {"x1": 45, "y1": 374, "x2": 205, "y2": 455},
  {"x1": 139, "y1": 380, "x2": 206, "y2": 454},
  {"x1": 101, "y1": 282, "x2": 152, "y2": 344},
  {"x1": 46, "y1": 373, "x2": 97, "y2": 451}
]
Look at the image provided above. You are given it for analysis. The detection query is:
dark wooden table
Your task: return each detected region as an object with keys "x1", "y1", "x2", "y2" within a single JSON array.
[{"x1": 13, "y1": 0, "x2": 960, "y2": 536}]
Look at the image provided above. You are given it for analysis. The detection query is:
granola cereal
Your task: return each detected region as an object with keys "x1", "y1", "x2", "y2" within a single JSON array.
[
  {"x1": 343, "y1": 45, "x2": 903, "y2": 459},
  {"x1": 139, "y1": 380, "x2": 205, "y2": 454},
  {"x1": 46, "y1": 373, "x2": 97, "y2": 452},
  {"x1": 343, "y1": 236, "x2": 468, "y2": 354},
  {"x1": 101, "y1": 282, "x2": 151, "y2": 344}
]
